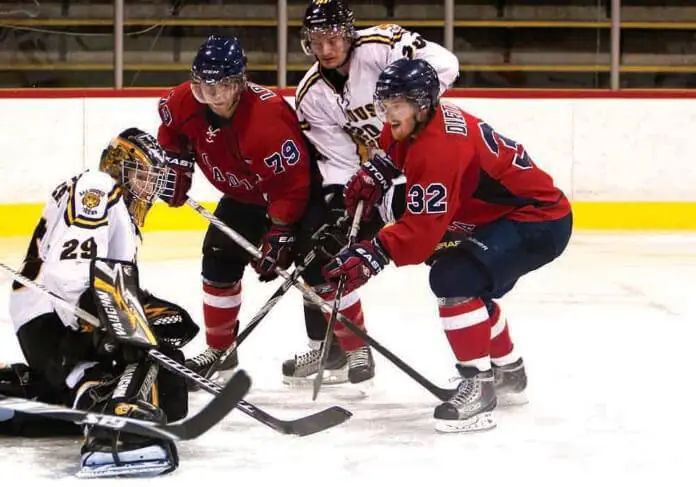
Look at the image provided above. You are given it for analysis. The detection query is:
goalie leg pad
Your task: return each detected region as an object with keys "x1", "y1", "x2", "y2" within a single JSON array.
[
  {"x1": 78, "y1": 359, "x2": 180, "y2": 478},
  {"x1": 0, "y1": 362, "x2": 84, "y2": 437},
  {"x1": 155, "y1": 347, "x2": 188, "y2": 422},
  {"x1": 78, "y1": 441, "x2": 179, "y2": 478}
]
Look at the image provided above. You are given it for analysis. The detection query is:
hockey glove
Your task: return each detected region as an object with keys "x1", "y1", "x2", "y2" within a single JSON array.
[
  {"x1": 162, "y1": 153, "x2": 195, "y2": 207},
  {"x1": 321, "y1": 238, "x2": 390, "y2": 295},
  {"x1": 343, "y1": 152, "x2": 401, "y2": 221},
  {"x1": 254, "y1": 224, "x2": 297, "y2": 282}
]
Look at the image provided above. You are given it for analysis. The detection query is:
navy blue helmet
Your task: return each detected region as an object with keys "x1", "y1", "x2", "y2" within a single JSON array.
[
  {"x1": 191, "y1": 35, "x2": 246, "y2": 84},
  {"x1": 374, "y1": 58, "x2": 441, "y2": 112},
  {"x1": 301, "y1": 0, "x2": 355, "y2": 54}
]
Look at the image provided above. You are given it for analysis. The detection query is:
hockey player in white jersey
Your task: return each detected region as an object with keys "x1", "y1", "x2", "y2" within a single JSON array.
[
  {"x1": 1, "y1": 128, "x2": 199, "y2": 478},
  {"x1": 281, "y1": 0, "x2": 460, "y2": 385}
]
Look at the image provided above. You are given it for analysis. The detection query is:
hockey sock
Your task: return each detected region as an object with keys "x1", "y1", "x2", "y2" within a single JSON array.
[
  {"x1": 319, "y1": 289, "x2": 366, "y2": 352},
  {"x1": 487, "y1": 301, "x2": 520, "y2": 367},
  {"x1": 202, "y1": 282, "x2": 241, "y2": 349},
  {"x1": 440, "y1": 297, "x2": 491, "y2": 372}
]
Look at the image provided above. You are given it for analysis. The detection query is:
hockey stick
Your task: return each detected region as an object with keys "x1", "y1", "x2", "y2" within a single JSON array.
[
  {"x1": 186, "y1": 198, "x2": 457, "y2": 401},
  {"x1": 1, "y1": 261, "x2": 352, "y2": 436},
  {"x1": 312, "y1": 201, "x2": 364, "y2": 400},
  {"x1": 154, "y1": 351, "x2": 351, "y2": 436},
  {"x1": 0, "y1": 370, "x2": 251, "y2": 442},
  {"x1": 204, "y1": 212, "x2": 352, "y2": 380}
]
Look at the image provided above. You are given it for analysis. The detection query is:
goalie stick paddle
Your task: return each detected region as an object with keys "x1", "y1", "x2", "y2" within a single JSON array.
[
  {"x1": 313, "y1": 200, "x2": 364, "y2": 401},
  {"x1": 0, "y1": 370, "x2": 251, "y2": 442},
  {"x1": 0, "y1": 261, "x2": 352, "y2": 436},
  {"x1": 186, "y1": 198, "x2": 457, "y2": 402},
  {"x1": 151, "y1": 349, "x2": 352, "y2": 437}
]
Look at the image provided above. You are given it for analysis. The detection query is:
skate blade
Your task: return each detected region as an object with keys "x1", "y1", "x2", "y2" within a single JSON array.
[
  {"x1": 282, "y1": 367, "x2": 349, "y2": 387},
  {"x1": 188, "y1": 366, "x2": 239, "y2": 392},
  {"x1": 435, "y1": 411, "x2": 496, "y2": 433},
  {"x1": 496, "y1": 390, "x2": 529, "y2": 407},
  {"x1": 76, "y1": 461, "x2": 172, "y2": 478},
  {"x1": 330, "y1": 378, "x2": 373, "y2": 401}
]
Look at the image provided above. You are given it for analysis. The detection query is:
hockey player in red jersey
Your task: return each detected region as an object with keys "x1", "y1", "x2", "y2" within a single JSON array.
[
  {"x1": 323, "y1": 58, "x2": 573, "y2": 432},
  {"x1": 281, "y1": 0, "x2": 460, "y2": 388},
  {"x1": 157, "y1": 35, "x2": 313, "y2": 378}
]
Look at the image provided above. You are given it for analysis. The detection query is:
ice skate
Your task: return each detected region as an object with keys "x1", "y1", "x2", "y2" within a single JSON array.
[
  {"x1": 346, "y1": 346, "x2": 375, "y2": 384},
  {"x1": 434, "y1": 366, "x2": 497, "y2": 433},
  {"x1": 282, "y1": 340, "x2": 348, "y2": 386},
  {"x1": 185, "y1": 346, "x2": 238, "y2": 390},
  {"x1": 493, "y1": 357, "x2": 528, "y2": 406}
]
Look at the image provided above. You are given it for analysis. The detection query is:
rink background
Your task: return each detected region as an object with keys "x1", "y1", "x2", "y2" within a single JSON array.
[{"x1": 0, "y1": 229, "x2": 694, "y2": 485}]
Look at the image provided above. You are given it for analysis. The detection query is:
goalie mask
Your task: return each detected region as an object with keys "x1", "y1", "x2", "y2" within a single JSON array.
[{"x1": 99, "y1": 128, "x2": 172, "y2": 227}]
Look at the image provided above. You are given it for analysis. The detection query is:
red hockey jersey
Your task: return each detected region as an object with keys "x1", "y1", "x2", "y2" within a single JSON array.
[
  {"x1": 157, "y1": 82, "x2": 311, "y2": 224},
  {"x1": 377, "y1": 103, "x2": 571, "y2": 266}
]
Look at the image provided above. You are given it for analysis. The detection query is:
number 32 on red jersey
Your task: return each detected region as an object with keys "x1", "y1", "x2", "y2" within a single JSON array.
[{"x1": 407, "y1": 183, "x2": 447, "y2": 214}]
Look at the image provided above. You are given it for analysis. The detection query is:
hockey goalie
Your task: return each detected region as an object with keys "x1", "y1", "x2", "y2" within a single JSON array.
[{"x1": 0, "y1": 128, "x2": 201, "y2": 477}]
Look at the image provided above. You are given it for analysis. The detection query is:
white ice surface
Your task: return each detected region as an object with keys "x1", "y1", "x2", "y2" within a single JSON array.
[{"x1": 0, "y1": 230, "x2": 694, "y2": 486}]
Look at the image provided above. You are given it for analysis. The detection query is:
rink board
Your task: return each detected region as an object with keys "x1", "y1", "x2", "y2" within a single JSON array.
[{"x1": 1, "y1": 88, "x2": 694, "y2": 236}]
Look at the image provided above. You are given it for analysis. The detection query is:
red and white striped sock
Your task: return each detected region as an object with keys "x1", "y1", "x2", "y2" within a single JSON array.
[
  {"x1": 321, "y1": 289, "x2": 366, "y2": 352},
  {"x1": 440, "y1": 297, "x2": 491, "y2": 372},
  {"x1": 489, "y1": 301, "x2": 520, "y2": 367},
  {"x1": 202, "y1": 282, "x2": 241, "y2": 350}
]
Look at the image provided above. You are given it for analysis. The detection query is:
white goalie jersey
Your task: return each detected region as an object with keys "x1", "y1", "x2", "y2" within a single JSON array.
[
  {"x1": 295, "y1": 24, "x2": 460, "y2": 188},
  {"x1": 10, "y1": 170, "x2": 140, "y2": 332}
]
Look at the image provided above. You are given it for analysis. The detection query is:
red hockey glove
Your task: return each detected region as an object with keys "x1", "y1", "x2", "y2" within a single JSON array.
[
  {"x1": 343, "y1": 153, "x2": 400, "y2": 221},
  {"x1": 162, "y1": 153, "x2": 195, "y2": 207},
  {"x1": 321, "y1": 238, "x2": 390, "y2": 295},
  {"x1": 254, "y1": 224, "x2": 296, "y2": 282}
]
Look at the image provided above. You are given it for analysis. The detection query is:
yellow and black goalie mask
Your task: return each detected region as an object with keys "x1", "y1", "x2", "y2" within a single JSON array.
[{"x1": 99, "y1": 128, "x2": 173, "y2": 227}]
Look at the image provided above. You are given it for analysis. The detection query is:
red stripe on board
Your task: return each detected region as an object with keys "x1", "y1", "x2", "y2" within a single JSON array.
[{"x1": 0, "y1": 87, "x2": 695, "y2": 99}]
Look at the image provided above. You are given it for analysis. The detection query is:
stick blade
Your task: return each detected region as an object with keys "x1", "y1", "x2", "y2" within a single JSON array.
[
  {"x1": 285, "y1": 406, "x2": 352, "y2": 437},
  {"x1": 163, "y1": 369, "x2": 251, "y2": 440}
]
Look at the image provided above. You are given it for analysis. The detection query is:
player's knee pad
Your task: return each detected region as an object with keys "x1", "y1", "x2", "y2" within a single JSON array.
[
  {"x1": 428, "y1": 254, "x2": 492, "y2": 299},
  {"x1": 140, "y1": 292, "x2": 200, "y2": 349},
  {"x1": 201, "y1": 248, "x2": 247, "y2": 285}
]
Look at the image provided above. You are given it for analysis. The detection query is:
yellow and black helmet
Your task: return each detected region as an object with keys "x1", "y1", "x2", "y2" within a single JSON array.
[{"x1": 99, "y1": 127, "x2": 172, "y2": 227}]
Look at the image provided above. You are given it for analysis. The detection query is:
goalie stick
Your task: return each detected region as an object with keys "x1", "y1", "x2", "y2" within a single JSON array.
[
  {"x1": 186, "y1": 198, "x2": 457, "y2": 401},
  {"x1": 0, "y1": 261, "x2": 353, "y2": 436},
  {"x1": 0, "y1": 369, "x2": 251, "y2": 442},
  {"x1": 151, "y1": 349, "x2": 352, "y2": 436}
]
